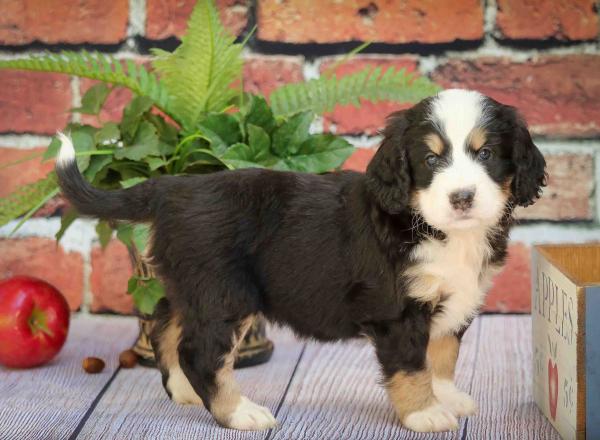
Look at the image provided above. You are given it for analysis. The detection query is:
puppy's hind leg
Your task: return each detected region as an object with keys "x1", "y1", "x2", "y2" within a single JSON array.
[
  {"x1": 178, "y1": 314, "x2": 277, "y2": 431},
  {"x1": 150, "y1": 298, "x2": 203, "y2": 406}
]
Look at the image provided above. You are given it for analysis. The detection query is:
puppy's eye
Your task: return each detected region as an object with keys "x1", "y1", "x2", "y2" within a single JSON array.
[
  {"x1": 478, "y1": 147, "x2": 492, "y2": 161},
  {"x1": 425, "y1": 153, "x2": 439, "y2": 168}
]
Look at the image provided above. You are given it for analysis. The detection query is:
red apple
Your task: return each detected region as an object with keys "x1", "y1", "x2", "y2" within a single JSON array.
[{"x1": 0, "y1": 276, "x2": 70, "y2": 368}]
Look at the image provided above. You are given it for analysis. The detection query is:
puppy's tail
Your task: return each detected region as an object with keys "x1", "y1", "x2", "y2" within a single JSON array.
[{"x1": 55, "y1": 133, "x2": 155, "y2": 222}]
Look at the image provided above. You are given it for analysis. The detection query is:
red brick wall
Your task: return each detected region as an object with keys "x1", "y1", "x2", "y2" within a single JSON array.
[{"x1": 0, "y1": 0, "x2": 599, "y2": 314}]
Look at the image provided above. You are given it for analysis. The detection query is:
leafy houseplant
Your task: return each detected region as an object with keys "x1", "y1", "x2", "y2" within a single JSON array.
[{"x1": 0, "y1": 0, "x2": 440, "y2": 366}]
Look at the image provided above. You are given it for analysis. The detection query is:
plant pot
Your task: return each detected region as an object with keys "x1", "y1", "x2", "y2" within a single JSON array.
[{"x1": 128, "y1": 247, "x2": 274, "y2": 369}]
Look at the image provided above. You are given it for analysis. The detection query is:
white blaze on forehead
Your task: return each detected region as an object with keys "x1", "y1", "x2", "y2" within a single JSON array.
[
  {"x1": 430, "y1": 90, "x2": 489, "y2": 189},
  {"x1": 430, "y1": 89, "x2": 486, "y2": 151},
  {"x1": 416, "y1": 89, "x2": 505, "y2": 232}
]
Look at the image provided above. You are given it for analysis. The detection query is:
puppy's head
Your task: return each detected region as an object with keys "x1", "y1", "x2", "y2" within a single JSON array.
[{"x1": 366, "y1": 89, "x2": 546, "y2": 232}]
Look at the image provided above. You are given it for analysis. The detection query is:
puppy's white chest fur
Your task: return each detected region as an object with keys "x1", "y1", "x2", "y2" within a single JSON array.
[{"x1": 408, "y1": 229, "x2": 492, "y2": 339}]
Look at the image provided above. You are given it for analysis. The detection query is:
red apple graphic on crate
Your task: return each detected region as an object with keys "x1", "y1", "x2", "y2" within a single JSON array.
[{"x1": 548, "y1": 358, "x2": 559, "y2": 420}]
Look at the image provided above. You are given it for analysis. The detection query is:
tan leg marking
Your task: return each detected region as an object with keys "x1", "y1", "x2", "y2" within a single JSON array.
[
  {"x1": 428, "y1": 335, "x2": 477, "y2": 417},
  {"x1": 158, "y1": 315, "x2": 181, "y2": 369},
  {"x1": 387, "y1": 369, "x2": 458, "y2": 432},
  {"x1": 387, "y1": 370, "x2": 435, "y2": 420},
  {"x1": 427, "y1": 335, "x2": 459, "y2": 380},
  {"x1": 210, "y1": 316, "x2": 276, "y2": 431},
  {"x1": 158, "y1": 315, "x2": 203, "y2": 406},
  {"x1": 210, "y1": 315, "x2": 254, "y2": 422}
]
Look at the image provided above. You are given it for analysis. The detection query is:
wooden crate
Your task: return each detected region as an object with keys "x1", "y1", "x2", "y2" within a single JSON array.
[{"x1": 532, "y1": 244, "x2": 600, "y2": 440}]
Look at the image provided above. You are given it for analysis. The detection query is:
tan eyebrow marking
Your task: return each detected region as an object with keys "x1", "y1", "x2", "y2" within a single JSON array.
[
  {"x1": 468, "y1": 127, "x2": 487, "y2": 151},
  {"x1": 424, "y1": 133, "x2": 444, "y2": 155}
]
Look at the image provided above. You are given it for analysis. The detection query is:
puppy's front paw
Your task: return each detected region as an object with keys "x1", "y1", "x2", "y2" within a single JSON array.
[
  {"x1": 433, "y1": 378, "x2": 477, "y2": 417},
  {"x1": 225, "y1": 397, "x2": 277, "y2": 431},
  {"x1": 441, "y1": 390, "x2": 477, "y2": 417},
  {"x1": 402, "y1": 402, "x2": 459, "y2": 432}
]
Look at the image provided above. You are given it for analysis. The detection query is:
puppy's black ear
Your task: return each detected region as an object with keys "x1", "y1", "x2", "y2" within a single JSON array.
[
  {"x1": 366, "y1": 111, "x2": 411, "y2": 214},
  {"x1": 511, "y1": 117, "x2": 547, "y2": 207}
]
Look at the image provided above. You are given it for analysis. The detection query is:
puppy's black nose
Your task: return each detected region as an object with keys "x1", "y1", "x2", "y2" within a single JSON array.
[{"x1": 449, "y1": 187, "x2": 475, "y2": 211}]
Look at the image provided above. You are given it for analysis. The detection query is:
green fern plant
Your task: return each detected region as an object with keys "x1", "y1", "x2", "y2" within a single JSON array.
[
  {"x1": 0, "y1": 172, "x2": 58, "y2": 229},
  {"x1": 270, "y1": 66, "x2": 441, "y2": 117},
  {"x1": 0, "y1": 52, "x2": 173, "y2": 120},
  {"x1": 151, "y1": 0, "x2": 244, "y2": 131}
]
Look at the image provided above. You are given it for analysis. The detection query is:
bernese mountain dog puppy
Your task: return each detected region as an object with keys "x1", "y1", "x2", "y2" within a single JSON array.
[{"x1": 56, "y1": 89, "x2": 546, "y2": 433}]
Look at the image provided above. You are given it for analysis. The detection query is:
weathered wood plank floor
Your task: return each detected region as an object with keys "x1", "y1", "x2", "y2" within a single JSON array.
[{"x1": 0, "y1": 315, "x2": 560, "y2": 440}]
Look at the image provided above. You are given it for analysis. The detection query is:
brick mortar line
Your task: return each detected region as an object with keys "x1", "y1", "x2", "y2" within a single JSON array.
[
  {"x1": 309, "y1": 116, "x2": 324, "y2": 136},
  {"x1": 0, "y1": 134, "x2": 52, "y2": 148},
  {"x1": 416, "y1": 42, "x2": 600, "y2": 75},
  {"x1": 0, "y1": 50, "x2": 153, "y2": 60},
  {"x1": 70, "y1": 76, "x2": 82, "y2": 124},
  {"x1": 342, "y1": 135, "x2": 382, "y2": 148},
  {"x1": 80, "y1": 252, "x2": 93, "y2": 314},
  {"x1": 0, "y1": 41, "x2": 599, "y2": 66},
  {"x1": 302, "y1": 58, "x2": 320, "y2": 80},
  {"x1": 0, "y1": 44, "x2": 134, "y2": 59},
  {"x1": 2, "y1": 42, "x2": 596, "y2": 60},
  {"x1": 128, "y1": 0, "x2": 147, "y2": 39},
  {"x1": 482, "y1": 0, "x2": 499, "y2": 46}
]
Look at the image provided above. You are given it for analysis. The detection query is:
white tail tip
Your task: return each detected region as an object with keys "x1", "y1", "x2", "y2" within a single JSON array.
[{"x1": 56, "y1": 132, "x2": 75, "y2": 167}]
